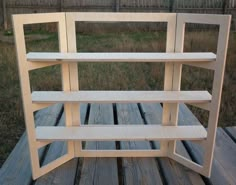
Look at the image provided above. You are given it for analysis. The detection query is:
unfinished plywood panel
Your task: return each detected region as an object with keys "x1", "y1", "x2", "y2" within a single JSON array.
[{"x1": 12, "y1": 13, "x2": 72, "y2": 179}]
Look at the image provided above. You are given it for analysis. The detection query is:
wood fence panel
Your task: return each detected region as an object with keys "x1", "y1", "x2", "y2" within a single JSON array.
[{"x1": 1, "y1": 0, "x2": 236, "y2": 30}]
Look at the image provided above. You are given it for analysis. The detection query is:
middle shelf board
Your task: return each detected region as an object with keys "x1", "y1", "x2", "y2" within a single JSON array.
[
  {"x1": 36, "y1": 125, "x2": 207, "y2": 141},
  {"x1": 27, "y1": 52, "x2": 216, "y2": 63},
  {"x1": 32, "y1": 91, "x2": 212, "y2": 104}
]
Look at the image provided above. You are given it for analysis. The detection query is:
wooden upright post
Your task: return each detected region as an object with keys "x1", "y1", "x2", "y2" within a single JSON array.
[
  {"x1": 115, "y1": 0, "x2": 120, "y2": 12},
  {"x1": 58, "y1": 0, "x2": 63, "y2": 12},
  {"x1": 3, "y1": 0, "x2": 7, "y2": 30},
  {"x1": 169, "y1": 0, "x2": 174, "y2": 12}
]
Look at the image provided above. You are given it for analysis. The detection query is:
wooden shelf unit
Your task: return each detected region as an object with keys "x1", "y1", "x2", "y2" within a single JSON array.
[{"x1": 12, "y1": 12, "x2": 231, "y2": 179}]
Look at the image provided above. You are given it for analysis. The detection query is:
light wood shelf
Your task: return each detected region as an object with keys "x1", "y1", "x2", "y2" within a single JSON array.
[
  {"x1": 32, "y1": 90, "x2": 211, "y2": 104},
  {"x1": 27, "y1": 52, "x2": 216, "y2": 63},
  {"x1": 36, "y1": 125, "x2": 207, "y2": 141}
]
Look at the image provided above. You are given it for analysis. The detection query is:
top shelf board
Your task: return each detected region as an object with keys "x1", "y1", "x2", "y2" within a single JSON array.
[{"x1": 27, "y1": 52, "x2": 216, "y2": 63}]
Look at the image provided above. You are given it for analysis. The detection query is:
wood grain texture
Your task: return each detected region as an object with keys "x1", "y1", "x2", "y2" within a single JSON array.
[
  {"x1": 34, "y1": 104, "x2": 88, "y2": 185},
  {"x1": 27, "y1": 52, "x2": 216, "y2": 62},
  {"x1": 180, "y1": 104, "x2": 236, "y2": 185},
  {"x1": 0, "y1": 104, "x2": 63, "y2": 185},
  {"x1": 36, "y1": 125, "x2": 207, "y2": 141},
  {"x1": 140, "y1": 103, "x2": 205, "y2": 185},
  {"x1": 32, "y1": 91, "x2": 212, "y2": 104},
  {"x1": 65, "y1": 11, "x2": 82, "y2": 157},
  {"x1": 79, "y1": 104, "x2": 118, "y2": 185},
  {"x1": 116, "y1": 103, "x2": 163, "y2": 185}
]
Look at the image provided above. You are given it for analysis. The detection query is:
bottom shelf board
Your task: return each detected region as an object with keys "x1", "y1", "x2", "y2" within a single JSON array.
[
  {"x1": 32, "y1": 90, "x2": 212, "y2": 103},
  {"x1": 36, "y1": 125, "x2": 207, "y2": 141}
]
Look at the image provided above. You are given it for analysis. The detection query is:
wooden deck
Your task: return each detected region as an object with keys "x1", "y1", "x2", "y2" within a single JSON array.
[{"x1": 0, "y1": 103, "x2": 235, "y2": 185}]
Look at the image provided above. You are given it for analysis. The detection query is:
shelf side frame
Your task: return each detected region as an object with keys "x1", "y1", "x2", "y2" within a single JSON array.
[
  {"x1": 167, "y1": 13, "x2": 231, "y2": 177},
  {"x1": 12, "y1": 13, "x2": 74, "y2": 179},
  {"x1": 64, "y1": 12, "x2": 178, "y2": 157},
  {"x1": 65, "y1": 12, "x2": 82, "y2": 157},
  {"x1": 161, "y1": 11, "x2": 178, "y2": 155}
]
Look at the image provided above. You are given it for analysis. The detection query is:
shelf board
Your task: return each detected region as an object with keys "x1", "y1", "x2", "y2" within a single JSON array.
[
  {"x1": 36, "y1": 125, "x2": 207, "y2": 141},
  {"x1": 27, "y1": 52, "x2": 216, "y2": 63},
  {"x1": 32, "y1": 91, "x2": 212, "y2": 104}
]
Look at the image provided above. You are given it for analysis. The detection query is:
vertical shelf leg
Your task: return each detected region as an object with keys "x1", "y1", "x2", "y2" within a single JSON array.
[
  {"x1": 65, "y1": 13, "x2": 82, "y2": 156},
  {"x1": 167, "y1": 64, "x2": 182, "y2": 154},
  {"x1": 161, "y1": 15, "x2": 177, "y2": 155},
  {"x1": 162, "y1": 63, "x2": 182, "y2": 155},
  {"x1": 162, "y1": 63, "x2": 174, "y2": 154},
  {"x1": 166, "y1": 13, "x2": 185, "y2": 156},
  {"x1": 59, "y1": 15, "x2": 76, "y2": 158}
]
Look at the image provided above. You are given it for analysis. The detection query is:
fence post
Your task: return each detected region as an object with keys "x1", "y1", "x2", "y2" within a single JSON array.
[
  {"x1": 3, "y1": 0, "x2": 7, "y2": 30},
  {"x1": 169, "y1": 0, "x2": 174, "y2": 12},
  {"x1": 115, "y1": 0, "x2": 120, "y2": 12},
  {"x1": 222, "y1": 0, "x2": 229, "y2": 14},
  {"x1": 58, "y1": 0, "x2": 63, "y2": 12}
]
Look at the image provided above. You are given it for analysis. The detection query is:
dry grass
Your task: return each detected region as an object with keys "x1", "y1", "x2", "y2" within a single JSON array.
[{"x1": 0, "y1": 29, "x2": 235, "y2": 166}]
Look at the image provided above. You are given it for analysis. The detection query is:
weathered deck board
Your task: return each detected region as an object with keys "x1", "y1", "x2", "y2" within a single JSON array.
[
  {"x1": 140, "y1": 103, "x2": 205, "y2": 185},
  {"x1": 180, "y1": 104, "x2": 236, "y2": 185},
  {"x1": 35, "y1": 104, "x2": 88, "y2": 185},
  {"x1": 79, "y1": 104, "x2": 118, "y2": 185},
  {"x1": 116, "y1": 103, "x2": 163, "y2": 185},
  {"x1": 225, "y1": 126, "x2": 236, "y2": 142},
  {"x1": 1, "y1": 102, "x2": 235, "y2": 185},
  {"x1": 0, "y1": 104, "x2": 63, "y2": 185},
  {"x1": 139, "y1": 103, "x2": 162, "y2": 150}
]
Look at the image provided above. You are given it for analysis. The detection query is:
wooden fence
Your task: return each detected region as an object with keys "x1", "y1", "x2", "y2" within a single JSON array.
[{"x1": 1, "y1": 0, "x2": 236, "y2": 30}]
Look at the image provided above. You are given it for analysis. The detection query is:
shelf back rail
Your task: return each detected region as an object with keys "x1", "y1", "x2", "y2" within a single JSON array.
[{"x1": 12, "y1": 12, "x2": 75, "y2": 179}]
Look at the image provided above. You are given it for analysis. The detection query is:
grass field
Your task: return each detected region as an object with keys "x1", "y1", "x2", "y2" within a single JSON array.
[{"x1": 0, "y1": 29, "x2": 235, "y2": 166}]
